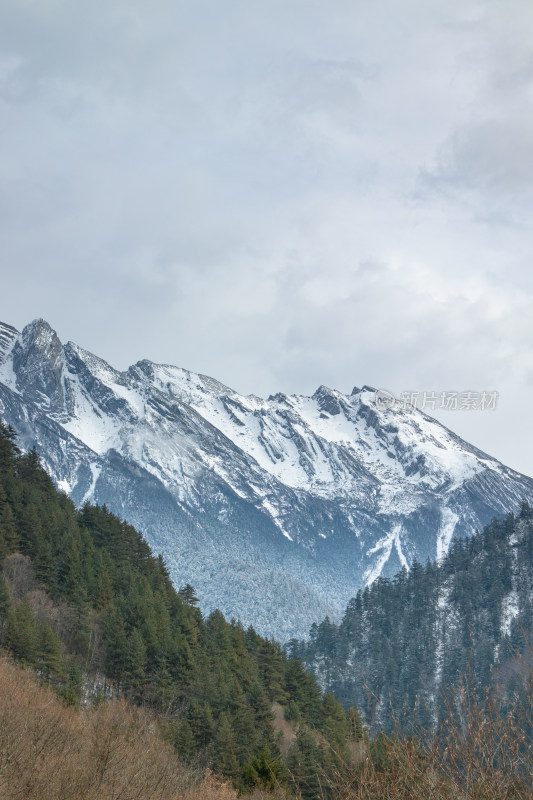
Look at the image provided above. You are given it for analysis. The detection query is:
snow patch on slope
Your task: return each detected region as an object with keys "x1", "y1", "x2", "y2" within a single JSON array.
[
  {"x1": 501, "y1": 591, "x2": 519, "y2": 638},
  {"x1": 0, "y1": 353, "x2": 19, "y2": 395},
  {"x1": 435, "y1": 584, "x2": 451, "y2": 688},
  {"x1": 0, "y1": 326, "x2": 20, "y2": 393},
  {"x1": 82, "y1": 463, "x2": 101, "y2": 504},
  {"x1": 62, "y1": 373, "x2": 122, "y2": 454},
  {"x1": 437, "y1": 508, "x2": 459, "y2": 561},
  {"x1": 261, "y1": 498, "x2": 293, "y2": 541},
  {"x1": 364, "y1": 524, "x2": 407, "y2": 585}
]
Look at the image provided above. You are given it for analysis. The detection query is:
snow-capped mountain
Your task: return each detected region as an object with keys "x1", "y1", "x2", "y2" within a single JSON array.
[{"x1": 1, "y1": 318, "x2": 532, "y2": 640}]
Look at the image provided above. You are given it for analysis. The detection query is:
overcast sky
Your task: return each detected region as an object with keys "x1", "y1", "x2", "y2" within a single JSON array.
[{"x1": 1, "y1": 0, "x2": 533, "y2": 477}]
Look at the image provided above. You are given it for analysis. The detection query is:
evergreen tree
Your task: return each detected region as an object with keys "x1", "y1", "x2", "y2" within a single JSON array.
[
  {"x1": 242, "y1": 743, "x2": 287, "y2": 791},
  {"x1": 126, "y1": 627, "x2": 147, "y2": 699},
  {"x1": 38, "y1": 623, "x2": 65, "y2": 683},
  {"x1": 287, "y1": 727, "x2": 322, "y2": 800},
  {"x1": 0, "y1": 503, "x2": 18, "y2": 556},
  {"x1": 177, "y1": 583, "x2": 199, "y2": 606},
  {"x1": 6, "y1": 597, "x2": 39, "y2": 664},
  {"x1": 0, "y1": 573, "x2": 11, "y2": 620},
  {"x1": 348, "y1": 706, "x2": 364, "y2": 741},
  {"x1": 187, "y1": 699, "x2": 214, "y2": 749},
  {"x1": 213, "y1": 713, "x2": 240, "y2": 781},
  {"x1": 95, "y1": 566, "x2": 114, "y2": 610},
  {"x1": 0, "y1": 421, "x2": 19, "y2": 473},
  {"x1": 57, "y1": 533, "x2": 83, "y2": 598},
  {"x1": 292, "y1": 508, "x2": 533, "y2": 734},
  {"x1": 62, "y1": 658, "x2": 83, "y2": 706},
  {"x1": 102, "y1": 603, "x2": 128, "y2": 683},
  {"x1": 171, "y1": 718, "x2": 196, "y2": 762}
]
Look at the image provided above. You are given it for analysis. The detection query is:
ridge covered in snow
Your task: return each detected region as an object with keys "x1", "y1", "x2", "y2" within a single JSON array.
[{"x1": 1, "y1": 318, "x2": 532, "y2": 640}]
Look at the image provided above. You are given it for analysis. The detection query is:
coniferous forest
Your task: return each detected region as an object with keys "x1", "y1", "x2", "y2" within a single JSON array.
[
  {"x1": 2, "y1": 418, "x2": 533, "y2": 799},
  {"x1": 288, "y1": 502, "x2": 533, "y2": 733},
  {"x1": 0, "y1": 421, "x2": 364, "y2": 799}
]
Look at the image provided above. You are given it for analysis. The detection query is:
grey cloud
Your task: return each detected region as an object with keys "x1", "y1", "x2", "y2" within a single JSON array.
[
  {"x1": 422, "y1": 115, "x2": 533, "y2": 204},
  {"x1": 1, "y1": 0, "x2": 533, "y2": 477}
]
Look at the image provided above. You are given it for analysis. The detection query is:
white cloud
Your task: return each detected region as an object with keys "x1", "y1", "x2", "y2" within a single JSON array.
[{"x1": 1, "y1": 0, "x2": 532, "y2": 477}]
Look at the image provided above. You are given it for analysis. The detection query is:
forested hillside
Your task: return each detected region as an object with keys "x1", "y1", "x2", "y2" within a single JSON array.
[
  {"x1": 289, "y1": 502, "x2": 533, "y2": 731},
  {"x1": 0, "y1": 654, "x2": 276, "y2": 800},
  {"x1": 0, "y1": 421, "x2": 363, "y2": 799}
]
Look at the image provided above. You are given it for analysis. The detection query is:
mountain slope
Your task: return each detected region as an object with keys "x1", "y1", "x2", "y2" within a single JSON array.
[
  {"x1": 0, "y1": 421, "x2": 363, "y2": 796},
  {"x1": 1, "y1": 318, "x2": 532, "y2": 639},
  {"x1": 289, "y1": 502, "x2": 533, "y2": 732}
]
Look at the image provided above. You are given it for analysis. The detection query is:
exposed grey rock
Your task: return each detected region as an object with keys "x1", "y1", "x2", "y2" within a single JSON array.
[{"x1": 1, "y1": 318, "x2": 532, "y2": 640}]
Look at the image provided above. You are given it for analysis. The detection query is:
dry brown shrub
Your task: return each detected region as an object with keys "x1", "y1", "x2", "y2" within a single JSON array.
[
  {"x1": 0, "y1": 655, "x2": 246, "y2": 800},
  {"x1": 328, "y1": 680, "x2": 533, "y2": 800},
  {"x1": 2, "y1": 553, "x2": 35, "y2": 598},
  {"x1": 9, "y1": 642, "x2": 532, "y2": 800}
]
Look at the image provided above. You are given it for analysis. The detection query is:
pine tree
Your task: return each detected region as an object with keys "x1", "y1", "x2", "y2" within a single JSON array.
[
  {"x1": 102, "y1": 603, "x2": 128, "y2": 683},
  {"x1": 34, "y1": 536, "x2": 56, "y2": 588},
  {"x1": 287, "y1": 727, "x2": 322, "y2": 800},
  {"x1": 0, "y1": 421, "x2": 365, "y2": 795},
  {"x1": 0, "y1": 503, "x2": 18, "y2": 557},
  {"x1": 255, "y1": 638, "x2": 286, "y2": 702},
  {"x1": 126, "y1": 627, "x2": 147, "y2": 698},
  {"x1": 38, "y1": 622, "x2": 65, "y2": 683},
  {"x1": 171, "y1": 718, "x2": 196, "y2": 762},
  {"x1": 519, "y1": 499, "x2": 533, "y2": 521},
  {"x1": 187, "y1": 699, "x2": 214, "y2": 749},
  {"x1": 248, "y1": 680, "x2": 272, "y2": 726},
  {"x1": 233, "y1": 701, "x2": 258, "y2": 762},
  {"x1": 348, "y1": 706, "x2": 364, "y2": 741},
  {"x1": 213, "y1": 713, "x2": 240, "y2": 781},
  {"x1": 6, "y1": 597, "x2": 39, "y2": 664},
  {"x1": 322, "y1": 691, "x2": 350, "y2": 751},
  {"x1": 177, "y1": 583, "x2": 199, "y2": 606},
  {"x1": 0, "y1": 421, "x2": 19, "y2": 473},
  {"x1": 0, "y1": 573, "x2": 11, "y2": 619},
  {"x1": 18, "y1": 502, "x2": 43, "y2": 557},
  {"x1": 17, "y1": 446, "x2": 54, "y2": 494},
  {"x1": 96, "y1": 566, "x2": 114, "y2": 610},
  {"x1": 57, "y1": 533, "x2": 82, "y2": 597},
  {"x1": 242, "y1": 743, "x2": 287, "y2": 791},
  {"x1": 62, "y1": 658, "x2": 83, "y2": 706}
]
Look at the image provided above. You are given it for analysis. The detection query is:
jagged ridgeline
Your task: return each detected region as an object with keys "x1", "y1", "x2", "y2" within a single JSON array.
[
  {"x1": 3, "y1": 318, "x2": 533, "y2": 643},
  {"x1": 289, "y1": 502, "x2": 533, "y2": 731},
  {"x1": 0, "y1": 421, "x2": 364, "y2": 798}
]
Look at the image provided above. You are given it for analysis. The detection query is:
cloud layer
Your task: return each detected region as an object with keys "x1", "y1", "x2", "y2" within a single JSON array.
[{"x1": 1, "y1": 0, "x2": 532, "y2": 474}]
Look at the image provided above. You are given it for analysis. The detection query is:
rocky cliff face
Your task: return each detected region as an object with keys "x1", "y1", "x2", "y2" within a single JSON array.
[{"x1": 1, "y1": 318, "x2": 532, "y2": 639}]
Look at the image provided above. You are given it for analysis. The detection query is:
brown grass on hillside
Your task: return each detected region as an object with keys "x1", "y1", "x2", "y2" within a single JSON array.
[
  {"x1": 6, "y1": 644, "x2": 531, "y2": 800},
  {"x1": 0, "y1": 655, "x2": 287, "y2": 800}
]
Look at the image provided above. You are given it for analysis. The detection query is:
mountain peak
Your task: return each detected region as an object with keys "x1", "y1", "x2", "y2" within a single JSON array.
[
  {"x1": 21, "y1": 318, "x2": 59, "y2": 350},
  {"x1": 11, "y1": 319, "x2": 64, "y2": 409},
  {"x1": 1, "y1": 317, "x2": 533, "y2": 640},
  {"x1": 312, "y1": 384, "x2": 344, "y2": 416}
]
